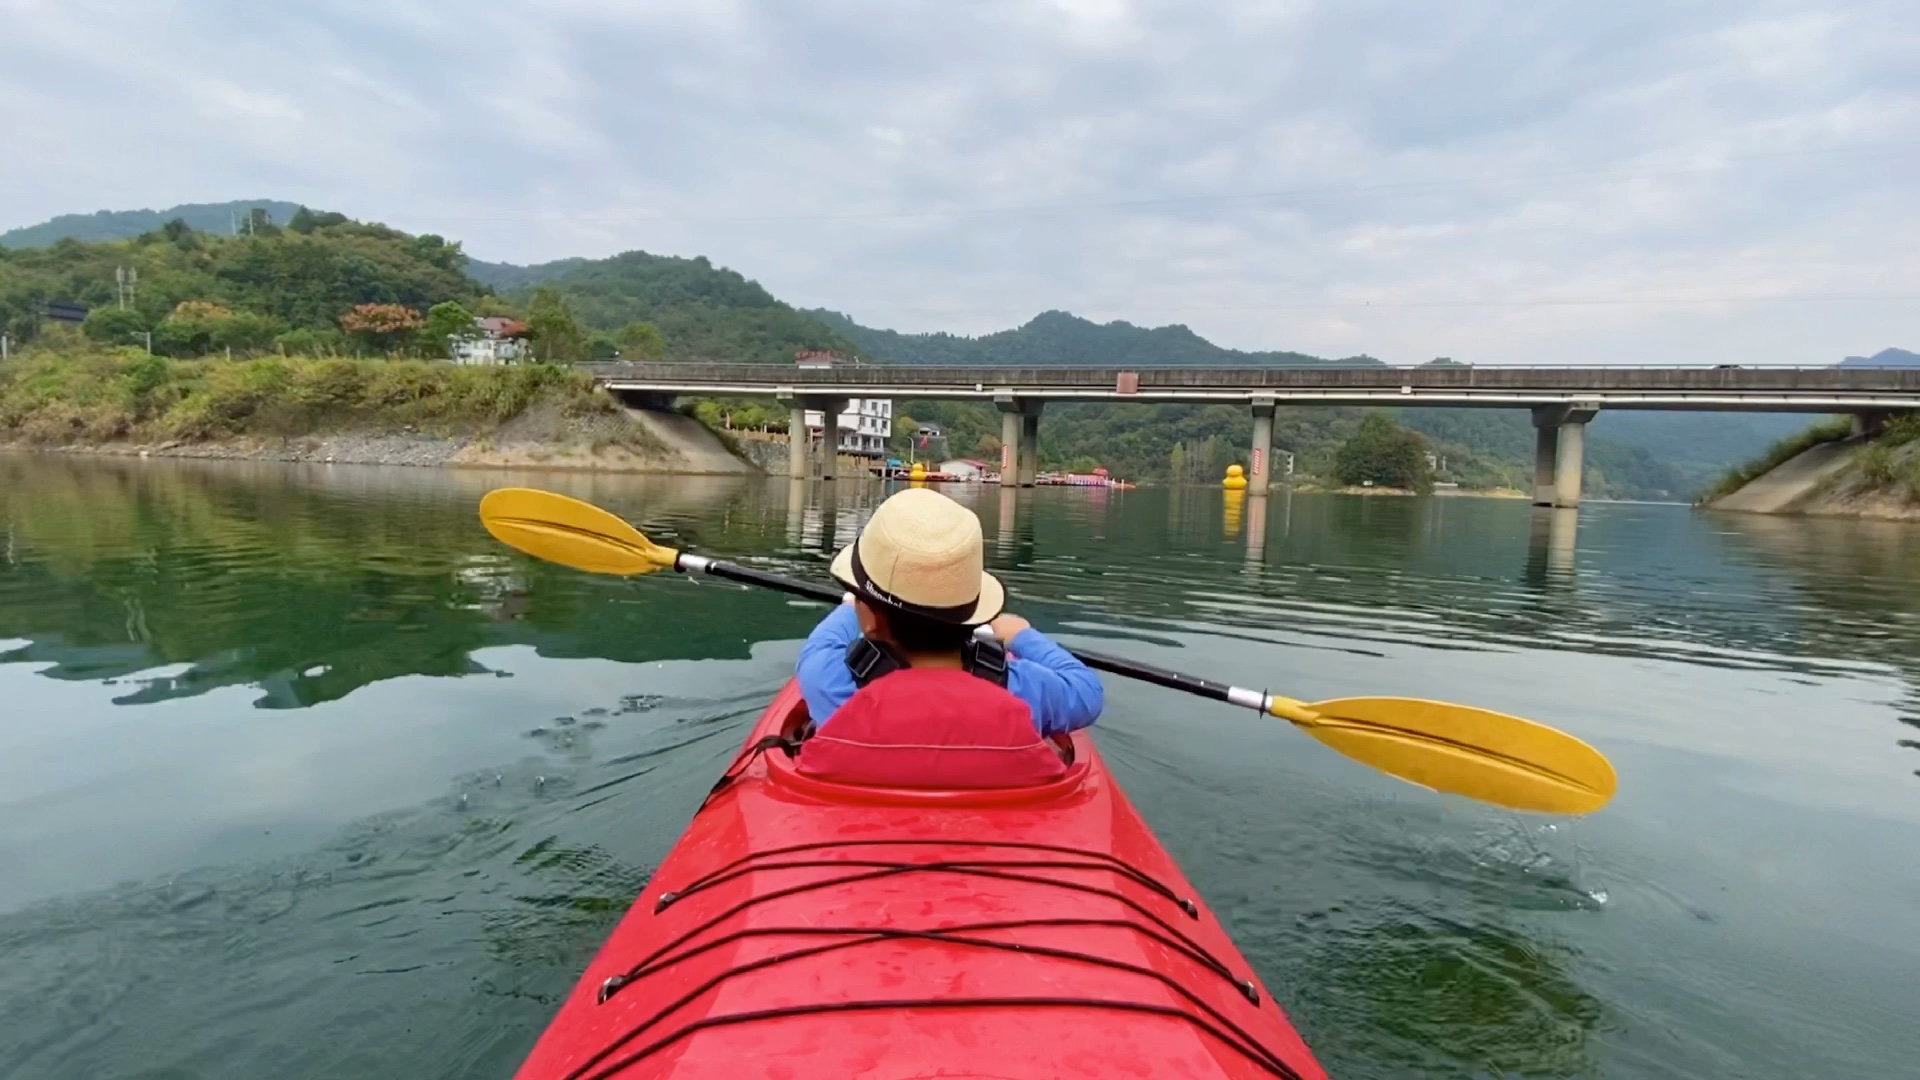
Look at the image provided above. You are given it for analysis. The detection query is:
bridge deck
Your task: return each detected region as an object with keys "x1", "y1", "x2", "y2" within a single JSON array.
[{"x1": 583, "y1": 362, "x2": 1920, "y2": 412}]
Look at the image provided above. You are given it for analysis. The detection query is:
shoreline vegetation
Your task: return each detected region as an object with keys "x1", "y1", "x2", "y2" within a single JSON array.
[
  {"x1": 0, "y1": 349, "x2": 755, "y2": 474},
  {"x1": 1706, "y1": 415, "x2": 1920, "y2": 521}
]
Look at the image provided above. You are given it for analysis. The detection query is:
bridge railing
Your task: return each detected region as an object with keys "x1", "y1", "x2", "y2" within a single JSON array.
[{"x1": 580, "y1": 361, "x2": 1920, "y2": 392}]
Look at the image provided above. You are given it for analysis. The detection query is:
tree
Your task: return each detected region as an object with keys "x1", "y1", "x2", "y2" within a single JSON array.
[
  {"x1": 82, "y1": 306, "x2": 149, "y2": 344},
  {"x1": 525, "y1": 287, "x2": 585, "y2": 362},
  {"x1": 974, "y1": 432, "x2": 1002, "y2": 458},
  {"x1": 616, "y1": 320, "x2": 666, "y2": 360},
  {"x1": 340, "y1": 303, "x2": 425, "y2": 355},
  {"x1": 1169, "y1": 441, "x2": 1186, "y2": 482},
  {"x1": 213, "y1": 310, "x2": 285, "y2": 354},
  {"x1": 425, "y1": 301, "x2": 479, "y2": 358},
  {"x1": 155, "y1": 300, "x2": 238, "y2": 356},
  {"x1": 1334, "y1": 413, "x2": 1433, "y2": 492}
]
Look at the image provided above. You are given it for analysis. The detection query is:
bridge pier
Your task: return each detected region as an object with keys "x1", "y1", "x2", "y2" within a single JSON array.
[
  {"x1": 783, "y1": 396, "x2": 848, "y2": 480},
  {"x1": 815, "y1": 397, "x2": 848, "y2": 481},
  {"x1": 1020, "y1": 411, "x2": 1041, "y2": 487},
  {"x1": 1000, "y1": 410, "x2": 1021, "y2": 483},
  {"x1": 996, "y1": 397, "x2": 1044, "y2": 487},
  {"x1": 1530, "y1": 404, "x2": 1598, "y2": 508},
  {"x1": 787, "y1": 404, "x2": 809, "y2": 480},
  {"x1": 1249, "y1": 397, "x2": 1276, "y2": 496}
]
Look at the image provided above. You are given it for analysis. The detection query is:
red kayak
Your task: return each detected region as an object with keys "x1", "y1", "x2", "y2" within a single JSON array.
[{"x1": 518, "y1": 680, "x2": 1328, "y2": 1080}]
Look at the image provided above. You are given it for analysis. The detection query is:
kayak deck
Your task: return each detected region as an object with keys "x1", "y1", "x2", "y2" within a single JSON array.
[{"x1": 517, "y1": 680, "x2": 1326, "y2": 1080}]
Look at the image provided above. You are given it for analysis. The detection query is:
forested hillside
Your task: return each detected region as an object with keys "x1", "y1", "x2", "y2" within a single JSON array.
[
  {"x1": 0, "y1": 200, "x2": 304, "y2": 248},
  {"x1": 809, "y1": 308, "x2": 1376, "y2": 367},
  {"x1": 1, "y1": 200, "x2": 1805, "y2": 496},
  {"x1": 494, "y1": 252, "x2": 853, "y2": 364},
  {"x1": 0, "y1": 209, "x2": 482, "y2": 355}
]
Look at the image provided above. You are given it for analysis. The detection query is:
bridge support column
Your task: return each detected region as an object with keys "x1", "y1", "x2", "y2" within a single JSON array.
[
  {"x1": 787, "y1": 404, "x2": 809, "y2": 479},
  {"x1": 1532, "y1": 424, "x2": 1558, "y2": 506},
  {"x1": 1853, "y1": 411, "x2": 1894, "y2": 438},
  {"x1": 799, "y1": 396, "x2": 848, "y2": 481},
  {"x1": 1249, "y1": 397, "x2": 1276, "y2": 496},
  {"x1": 1019, "y1": 410, "x2": 1042, "y2": 487},
  {"x1": 1000, "y1": 409, "x2": 1021, "y2": 483},
  {"x1": 996, "y1": 397, "x2": 1044, "y2": 487},
  {"x1": 1530, "y1": 404, "x2": 1598, "y2": 508}
]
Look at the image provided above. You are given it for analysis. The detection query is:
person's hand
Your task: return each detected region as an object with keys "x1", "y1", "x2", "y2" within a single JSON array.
[{"x1": 988, "y1": 613, "x2": 1031, "y2": 641}]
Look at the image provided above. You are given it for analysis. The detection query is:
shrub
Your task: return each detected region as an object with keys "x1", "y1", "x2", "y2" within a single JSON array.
[{"x1": 1858, "y1": 443, "x2": 1897, "y2": 486}]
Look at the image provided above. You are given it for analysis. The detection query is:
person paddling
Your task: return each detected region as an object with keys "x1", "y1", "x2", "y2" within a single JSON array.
[{"x1": 794, "y1": 488, "x2": 1103, "y2": 786}]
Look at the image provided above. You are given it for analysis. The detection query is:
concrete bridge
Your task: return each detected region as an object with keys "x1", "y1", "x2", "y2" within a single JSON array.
[{"x1": 584, "y1": 362, "x2": 1920, "y2": 507}]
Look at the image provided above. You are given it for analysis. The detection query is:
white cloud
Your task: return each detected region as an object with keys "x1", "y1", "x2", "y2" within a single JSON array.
[{"x1": 0, "y1": 0, "x2": 1915, "y2": 363}]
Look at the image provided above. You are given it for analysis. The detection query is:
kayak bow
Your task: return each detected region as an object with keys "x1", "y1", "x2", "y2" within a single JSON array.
[{"x1": 517, "y1": 681, "x2": 1328, "y2": 1080}]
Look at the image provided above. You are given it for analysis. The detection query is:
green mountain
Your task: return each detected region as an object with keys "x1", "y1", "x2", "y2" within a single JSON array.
[
  {"x1": 0, "y1": 200, "x2": 303, "y2": 248},
  {"x1": 809, "y1": 308, "x2": 1379, "y2": 367},
  {"x1": 467, "y1": 257, "x2": 586, "y2": 293},
  {"x1": 0, "y1": 210, "x2": 479, "y2": 350},
  {"x1": 0, "y1": 200, "x2": 1812, "y2": 496},
  {"x1": 493, "y1": 251, "x2": 854, "y2": 364}
]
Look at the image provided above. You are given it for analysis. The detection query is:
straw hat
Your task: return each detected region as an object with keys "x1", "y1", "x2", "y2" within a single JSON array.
[{"x1": 830, "y1": 488, "x2": 1005, "y2": 625}]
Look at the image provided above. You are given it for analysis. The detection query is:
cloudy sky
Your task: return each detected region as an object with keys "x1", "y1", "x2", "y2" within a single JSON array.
[{"x1": 1, "y1": 0, "x2": 1914, "y2": 364}]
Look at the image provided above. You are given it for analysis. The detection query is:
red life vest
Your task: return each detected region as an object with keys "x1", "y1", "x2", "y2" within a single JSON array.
[{"x1": 797, "y1": 668, "x2": 1069, "y2": 789}]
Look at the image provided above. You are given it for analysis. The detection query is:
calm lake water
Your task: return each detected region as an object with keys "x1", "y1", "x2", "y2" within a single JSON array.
[{"x1": 2, "y1": 454, "x2": 1917, "y2": 1079}]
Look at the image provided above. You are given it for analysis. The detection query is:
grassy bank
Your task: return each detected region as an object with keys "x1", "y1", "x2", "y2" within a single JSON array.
[
  {"x1": 0, "y1": 347, "x2": 619, "y2": 446},
  {"x1": 1706, "y1": 417, "x2": 1855, "y2": 500},
  {"x1": 1708, "y1": 413, "x2": 1920, "y2": 516}
]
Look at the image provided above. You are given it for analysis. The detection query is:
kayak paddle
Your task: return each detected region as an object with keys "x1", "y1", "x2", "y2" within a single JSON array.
[{"x1": 478, "y1": 487, "x2": 1617, "y2": 815}]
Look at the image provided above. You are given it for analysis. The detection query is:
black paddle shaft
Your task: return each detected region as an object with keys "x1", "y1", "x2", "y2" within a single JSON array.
[{"x1": 683, "y1": 556, "x2": 1239, "y2": 706}]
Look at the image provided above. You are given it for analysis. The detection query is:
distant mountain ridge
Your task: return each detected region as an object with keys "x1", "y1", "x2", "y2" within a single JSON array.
[
  {"x1": 1, "y1": 200, "x2": 303, "y2": 248},
  {"x1": 1837, "y1": 348, "x2": 1920, "y2": 368},
  {"x1": 808, "y1": 308, "x2": 1380, "y2": 368},
  {"x1": 466, "y1": 257, "x2": 588, "y2": 293}
]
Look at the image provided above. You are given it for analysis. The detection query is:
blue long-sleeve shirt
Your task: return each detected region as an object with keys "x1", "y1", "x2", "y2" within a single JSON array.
[{"x1": 797, "y1": 605, "x2": 1104, "y2": 737}]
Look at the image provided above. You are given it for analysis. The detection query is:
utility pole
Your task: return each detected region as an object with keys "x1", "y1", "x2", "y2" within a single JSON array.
[{"x1": 130, "y1": 331, "x2": 152, "y2": 354}]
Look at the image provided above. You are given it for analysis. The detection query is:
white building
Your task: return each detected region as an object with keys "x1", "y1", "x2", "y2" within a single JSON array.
[
  {"x1": 450, "y1": 316, "x2": 528, "y2": 365},
  {"x1": 805, "y1": 398, "x2": 892, "y2": 458}
]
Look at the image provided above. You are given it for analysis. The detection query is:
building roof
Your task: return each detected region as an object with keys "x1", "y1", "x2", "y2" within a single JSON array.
[{"x1": 476, "y1": 316, "x2": 528, "y2": 338}]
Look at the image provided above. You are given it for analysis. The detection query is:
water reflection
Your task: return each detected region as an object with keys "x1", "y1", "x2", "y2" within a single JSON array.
[
  {"x1": 1525, "y1": 507, "x2": 1580, "y2": 588},
  {"x1": 1298, "y1": 910, "x2": 1604, "y2": 1078},
  {"x1": 6, "y1": 457, "x2": 1920, "y2": 1079}
]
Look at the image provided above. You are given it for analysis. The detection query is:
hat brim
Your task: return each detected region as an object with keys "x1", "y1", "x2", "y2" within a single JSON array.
[{"x1": 830, "y1": 543, "x2": 1005, "y2": 626}]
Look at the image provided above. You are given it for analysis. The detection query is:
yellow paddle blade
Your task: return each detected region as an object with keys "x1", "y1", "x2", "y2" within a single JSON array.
[
  {"x1": 478, "y1": 487, "x2": 679, "y2": 576},
  {"x1": 1276, "y1": 696, "x2": 1617, "y2": 815}
]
